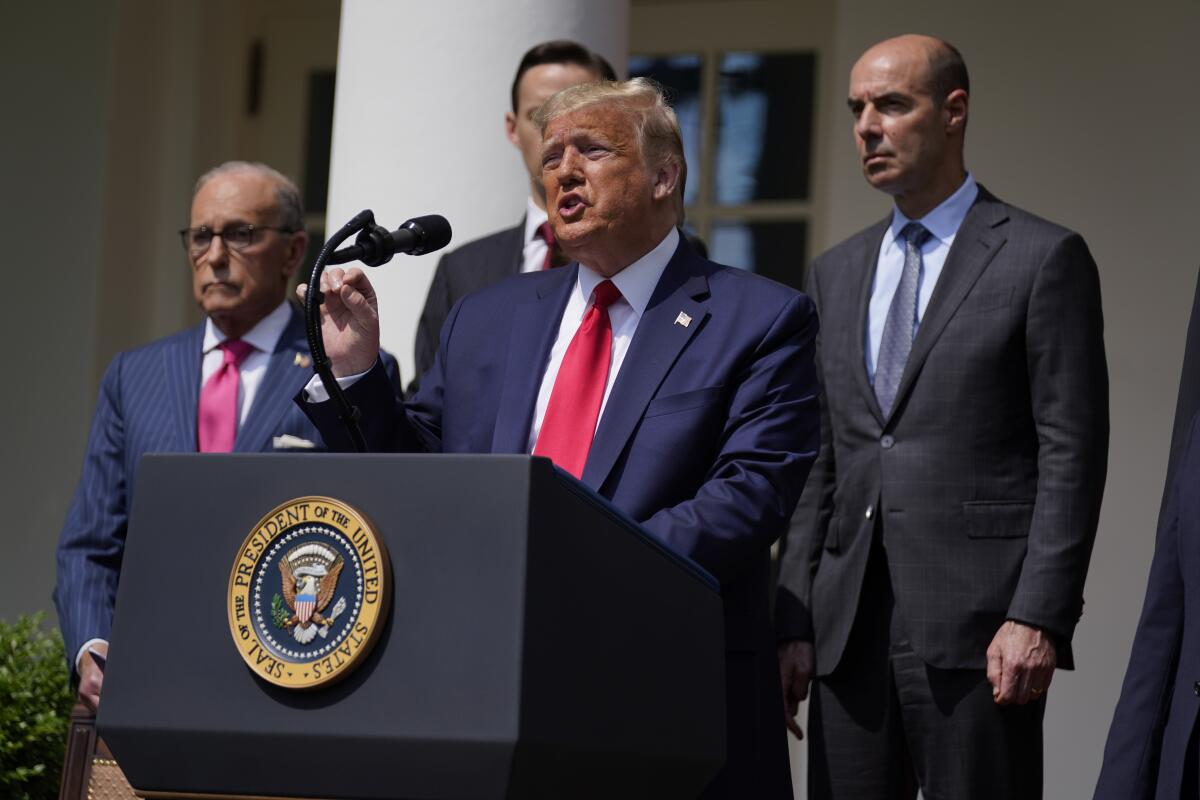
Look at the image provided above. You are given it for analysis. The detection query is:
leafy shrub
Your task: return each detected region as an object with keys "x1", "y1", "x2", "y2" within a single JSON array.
[{"x1": 0, "y1": 613, "x2": 74, "y2": 800}]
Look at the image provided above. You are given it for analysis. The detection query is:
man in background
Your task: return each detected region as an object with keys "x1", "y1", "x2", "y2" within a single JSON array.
[
  {"x1": 54, "y1": 161, "x2": 399, "y2": 711},
  {"x1": 411, "y1": 40, "x2": 616, "y2": 391},
  {"x1": 774, "y1": 35, "x2": 1108, "y2": 799}
]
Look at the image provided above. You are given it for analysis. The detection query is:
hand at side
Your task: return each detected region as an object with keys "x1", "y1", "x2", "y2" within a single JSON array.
[
  {"x1": 986, "y1": 620, "x2": 1056, "y2": 705},
  {"x1": 78, "y1": 642, "x2": 107, "y2": 713},
  {"x1": 779, "y1": 639, "x2": 815, "y2": 738}
]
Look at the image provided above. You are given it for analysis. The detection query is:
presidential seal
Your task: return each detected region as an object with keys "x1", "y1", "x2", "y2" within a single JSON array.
[{"x1": 227, "y1": 496, "x2": 390, "y2": 689}]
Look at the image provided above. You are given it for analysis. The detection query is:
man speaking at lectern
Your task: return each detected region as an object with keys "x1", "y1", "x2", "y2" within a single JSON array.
[{"x1": 300, "y1": 79, "x2": 819, "y2": 797}]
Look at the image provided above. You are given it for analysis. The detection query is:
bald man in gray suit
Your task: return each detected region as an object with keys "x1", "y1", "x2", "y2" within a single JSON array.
[{"x1": 774, "y1": 35, "x2": 1108, "y2": 799}]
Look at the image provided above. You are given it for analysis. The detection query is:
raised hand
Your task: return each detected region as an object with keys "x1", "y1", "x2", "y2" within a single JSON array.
[{"x1": 297, "y1": 267, "x2": 381, "y2": 377}]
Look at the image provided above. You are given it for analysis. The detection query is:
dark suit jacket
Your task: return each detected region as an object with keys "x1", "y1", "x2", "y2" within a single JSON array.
[
  {"x1": 1095, "y1": 412, "x2": 1200, "y2": 800},
  {"x1": 412, "y1": 220, "x2": 524, "y2": 391},
  {"x1": 303, "y1": 238, "x2": 820, "y2": 797},
  {"x1": 1156, "y1": 269, "x2": 1200, "y2": 537},
  {"x1": 775, "y1": 186, "x2": 1109, "y2": 675},
  {"x1": 53, "y1": 304, "x2": 399, "y2": 672}
]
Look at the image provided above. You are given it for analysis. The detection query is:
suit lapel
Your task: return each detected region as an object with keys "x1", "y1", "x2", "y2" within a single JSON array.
[
  {"x1": 165, "y1": 323, "x2": 204, "y2": 451},
  {"x1": 490, "y1": 266, "x2": 578, "y2": 453},
  {"x1": 235, "y1": 305, "x2": 315, "y2": 453},
  {"x1": 851, "y1": 219, "x2": 891, "y2": 427},
  {"x1": 581, "y1": 245, "x2": 709, "y2": 492},
  {"x1": 886, "y1": 191, "x2": 1009, "y2": 424}
]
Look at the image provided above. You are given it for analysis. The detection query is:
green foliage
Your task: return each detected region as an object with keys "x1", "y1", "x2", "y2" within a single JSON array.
[
  {"x1": 271, "y1": 594, "x2": 289, "y2": 628},
  {"x1": 0, "y1": 613, "x2": 74, "y2": 800}
]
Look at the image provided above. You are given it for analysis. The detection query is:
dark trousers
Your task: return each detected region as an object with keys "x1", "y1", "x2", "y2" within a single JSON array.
[
  {"x1": 1184, "y1": 717, "x2": 1200, "y2": 798},
  {"x1": 807, "y1": 538, "x2": 1045, "y2": 800},
  {"x1": 700, "y1": 646, "x2": 794, "y2": 799}
]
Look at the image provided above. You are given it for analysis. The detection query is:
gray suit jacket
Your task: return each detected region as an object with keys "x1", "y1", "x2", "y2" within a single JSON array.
[{"x1": 775, "y1": 186, "x2": 1109, "y2": 674}]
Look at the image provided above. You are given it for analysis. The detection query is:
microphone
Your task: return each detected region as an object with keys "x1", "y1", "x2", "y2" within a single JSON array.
[{"x1": 326, "y1": 214, "x2": 453, "y2": 266}]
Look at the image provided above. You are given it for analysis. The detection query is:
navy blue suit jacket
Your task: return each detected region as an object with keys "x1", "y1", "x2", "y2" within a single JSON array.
[
  {"x1": 1095, "y1": 412, "x2": 1200, "y2": 799},
  {"x1": 302, "y1": 239, "x2": 820, "y2": 797},
  {"x1": 53, "y1": 304, "x2": 399, "y2": 672}
]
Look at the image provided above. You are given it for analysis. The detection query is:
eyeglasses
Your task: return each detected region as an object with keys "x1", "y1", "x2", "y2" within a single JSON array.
[{"x1": 179, "y1": 224, "x2": 296, "y2": 255}]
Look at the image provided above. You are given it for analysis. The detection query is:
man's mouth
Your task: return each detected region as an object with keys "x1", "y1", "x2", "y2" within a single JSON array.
[
  {"x1": 558, "y1": 193, "x2": 587, "y2": 221},
  {"x1": 202, "y1": 281, "x2": 238, "y2": 294}
]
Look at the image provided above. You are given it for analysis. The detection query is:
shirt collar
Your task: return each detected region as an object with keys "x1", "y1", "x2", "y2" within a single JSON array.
[
  {"x1": 577, "y1": 227, "x2": 679, "y2": 319},
  {"x1": 522, "y1": 197, "x2": 550, "y2": 244},
  {"x1": 202, "y1": 300, "x2": 293, "y2": 355},
  {"x1": 888, "y1": 172, "x2": 979, "y2": 246}
]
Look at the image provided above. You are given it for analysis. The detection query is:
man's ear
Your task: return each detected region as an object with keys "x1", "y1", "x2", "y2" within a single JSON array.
[
  {"x1": 943, "y1": 89, "x2": 968, "y2": 135},
  {"x1": 505, "y1": 111, "x2": 520, "y2": 148},
  {"x1": 652, "y1": 160, "x2": 682, "y2": 201},
  {"x1": 282, "y1": 230, "x2": 309, "y2": 279}
]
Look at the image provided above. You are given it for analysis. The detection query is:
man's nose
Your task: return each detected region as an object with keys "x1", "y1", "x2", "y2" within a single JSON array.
[
  {"x1": 855, "y1": 107, "x2": 880, "y2": 140},
  {"x1": 202, "y1": 233, "x2": 230, "y2": 269},
  {"x1": 555, "y1": 148, "x2": 583, "y2": 185}
]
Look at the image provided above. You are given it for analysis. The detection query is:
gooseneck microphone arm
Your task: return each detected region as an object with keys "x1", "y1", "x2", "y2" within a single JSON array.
[
  {"x1": 303, "y1": 210, "x2": 454, "y2": 453},
  {"x1": 303, "y1": 209, "x2": 376, "y2": 453}
]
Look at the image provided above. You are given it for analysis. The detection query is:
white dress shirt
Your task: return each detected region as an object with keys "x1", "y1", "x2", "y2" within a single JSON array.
[
  {"x1": 520, "y1": 197, "x2": 551, "y2": 274},
  {"x1": 866, "y1": 173, "x2": 979, "y2": 380},
  {"x1": 304, "y1": 228, "x2": 681, "y2": 456},
  {"x1": 76, "y1": 299, "x2": 294, "y2": 670}
]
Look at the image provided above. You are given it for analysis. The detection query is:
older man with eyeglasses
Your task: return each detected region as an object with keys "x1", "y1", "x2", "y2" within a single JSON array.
[{"x1": 53, "y1": 161, "x2": 399, "y2": 712}]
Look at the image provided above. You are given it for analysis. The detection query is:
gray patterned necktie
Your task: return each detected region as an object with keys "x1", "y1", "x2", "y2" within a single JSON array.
[{"x1": 874, "y1": 222, "x2": 932, "y2": 415}]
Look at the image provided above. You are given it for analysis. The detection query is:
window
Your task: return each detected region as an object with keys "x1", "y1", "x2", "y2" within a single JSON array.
[{"x1": 630, "y1": 51, "x2": 816, "y2": 291}]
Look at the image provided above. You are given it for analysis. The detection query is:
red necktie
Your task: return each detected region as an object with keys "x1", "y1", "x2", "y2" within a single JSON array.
[
  {"x1": 534, "y1": 280, "x2": 623, "y2": 478},
  {"x1": 198, "y1": 339, "x2": 254, "y2": 452},
  {"x1": 537, "y1": 221, "x2": 560, "y2": 270}
]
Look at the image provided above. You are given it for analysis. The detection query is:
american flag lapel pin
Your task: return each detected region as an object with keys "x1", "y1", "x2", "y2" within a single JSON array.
[
  {"x1": 294, "y1": 352, "x2": 312, "y2": 368},
  {"x1": 674, "y1": 311, "x2": 692, "y2": 328}
]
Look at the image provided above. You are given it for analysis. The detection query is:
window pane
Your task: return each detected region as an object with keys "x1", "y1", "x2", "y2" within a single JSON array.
[
  {"x1": 709, "y1": 220, "x2": 807, "y2": 291},
  {"x1": 628, "y1": 55, "x2": 702, "y2": 206},
  {"x1": 715, "y1": 52, "x2": 815, "y2": 205}
]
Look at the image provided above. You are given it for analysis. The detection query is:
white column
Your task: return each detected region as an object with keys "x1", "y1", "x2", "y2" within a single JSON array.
[{"x1": 327, "y1": 0, "x2": 630, "y2": 383}]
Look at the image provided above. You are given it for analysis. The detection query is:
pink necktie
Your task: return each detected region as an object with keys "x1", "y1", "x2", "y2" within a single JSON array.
[
  {"x1": 534, "y1": 280, "x2": 623, "y2": 478},
  {"x1": 198, "y1": 339, "x2": 254, "y2": 453}
]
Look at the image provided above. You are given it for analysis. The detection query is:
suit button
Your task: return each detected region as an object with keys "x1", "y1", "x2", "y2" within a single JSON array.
[
  {"x1": 1194, "y1": 681, "x2": 1200, "y2": 697},
  {"x1": 865, "y1": 505, "x2": 875, "y2": 520},
  {"x1": 881, "y1": 435, "x2": 895, "y2": 449}
]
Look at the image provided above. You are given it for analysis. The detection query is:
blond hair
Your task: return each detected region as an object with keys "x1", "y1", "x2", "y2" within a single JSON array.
[{"x1": 534, "y1": 78, "x2": 687, "y2": 223}]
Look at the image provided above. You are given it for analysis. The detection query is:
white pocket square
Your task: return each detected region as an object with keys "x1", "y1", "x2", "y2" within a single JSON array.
[{"x1": 273, "y1": 434, "x2": 316, "y2": 450}]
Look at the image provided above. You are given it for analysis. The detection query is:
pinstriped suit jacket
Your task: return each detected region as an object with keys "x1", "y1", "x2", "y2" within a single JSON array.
[
  {"x1": 775, "y1": 187, "x2": 1109, "y2": 674},
  {"x1": 53, "y1": 303, "x2": 399, "y2": 672}
]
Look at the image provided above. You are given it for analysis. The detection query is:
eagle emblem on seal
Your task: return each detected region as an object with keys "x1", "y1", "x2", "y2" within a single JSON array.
[{"x1": 277, "y1": 543, "x2": 347, "y2": 644}]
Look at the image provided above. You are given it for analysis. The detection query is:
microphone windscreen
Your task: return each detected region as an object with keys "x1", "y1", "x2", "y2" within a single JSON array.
[{"x1": 407, "y1": 215, "x2": 452, "y2": 254}]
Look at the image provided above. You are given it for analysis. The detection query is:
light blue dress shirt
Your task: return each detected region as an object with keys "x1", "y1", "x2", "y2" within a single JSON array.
[{"x1": 866, "y1": 174, "x2": 979, "y2": 381}]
